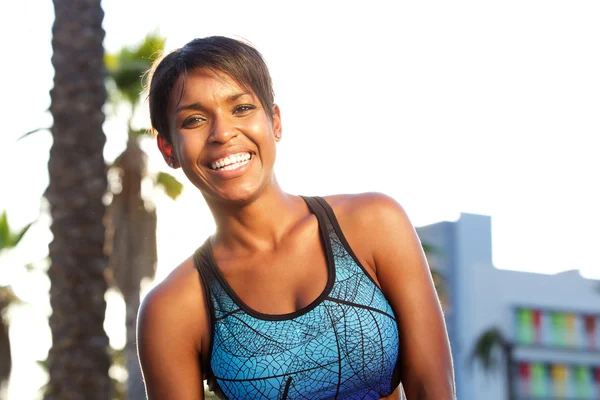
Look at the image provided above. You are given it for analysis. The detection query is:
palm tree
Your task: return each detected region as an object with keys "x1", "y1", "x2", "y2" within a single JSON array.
[
  {"x1": 38, "y1": 346, "x2": 127, "y2": 400},
  {"x1": 44, "y1": 0, "x2": 112, "y2": 399},
  {"x1": 0, "y1": 211, "x2": 32, "y2": 398},
  {"x1": 470, "y1": 327, "x2": 515, "y2": 400},
  {"x1": 104, "y1": 33, "x2": 182, "y2": 400}
]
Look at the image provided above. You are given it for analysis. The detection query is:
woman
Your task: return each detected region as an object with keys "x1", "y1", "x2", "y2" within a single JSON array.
[{"x1": 137, "y1": 36, "x2": 455, "y2": 400}]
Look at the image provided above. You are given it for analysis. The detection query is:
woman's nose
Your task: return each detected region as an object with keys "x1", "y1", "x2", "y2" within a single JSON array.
[{"x1": 208, "y1": 115, "x2": 238, "y2": 144}]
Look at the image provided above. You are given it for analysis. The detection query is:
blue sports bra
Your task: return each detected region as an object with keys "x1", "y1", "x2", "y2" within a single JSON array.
[{"x1": 194, "y1": 196, "x2": 401, "y2": 399}]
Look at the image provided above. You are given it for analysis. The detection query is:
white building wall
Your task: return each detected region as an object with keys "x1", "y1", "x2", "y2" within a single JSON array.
[
  {"x1": 454, "y1": 213, "x2": 493, "y2": 400},
  {"x1": 469, "y1": 264, "x2": 600, "y2": 399},
  {"x1": 418, "y1": 213, "x2": 600, "y2": 400}
]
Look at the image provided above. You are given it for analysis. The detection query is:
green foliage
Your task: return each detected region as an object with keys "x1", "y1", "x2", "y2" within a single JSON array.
[
  {"x1": 0, "y1": 211, "x2": 31, "y2": 391},
  {"x1": 470, "y1": 327, "x2": 509, "y2": 373},
  {"x1": 421, "y1": 242, "x2": 437, "y2": 256},
  {"x1": 105, "y1": 33, "x2": 166, "y2": 108},
  {"x1": 0, "y1": 211, "x2": 32, "y2": 251},
  {"x1": 104, "y1": 33, "x2": 183, "y2": 399},
  {"x1": 155, "y1": 172, "x2": 184, "y2": 200},
  {"x1": 130, "y1": 128, "x2": 151, "y2": 138}
]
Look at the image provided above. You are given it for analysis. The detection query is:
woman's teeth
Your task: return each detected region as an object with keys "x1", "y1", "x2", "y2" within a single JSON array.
[{"x1": 210, "y1": 153, "x2": 251, "y2": 171}]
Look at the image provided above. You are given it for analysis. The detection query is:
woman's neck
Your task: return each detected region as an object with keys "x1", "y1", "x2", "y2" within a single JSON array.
[{"x1": 206, "y1": 180, "x2": 305, "y2": 254}]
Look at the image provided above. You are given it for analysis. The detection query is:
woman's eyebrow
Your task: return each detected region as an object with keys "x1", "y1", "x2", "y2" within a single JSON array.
[
  {"x1": 226, "y1": 91, "x2": 252, "y2": 103},
  {"x1": 175, "y1": 102, "x2": 205, "y2": 113},
  {"x1": 175, "y1": 92, "x2": 252, "y2": 114}
]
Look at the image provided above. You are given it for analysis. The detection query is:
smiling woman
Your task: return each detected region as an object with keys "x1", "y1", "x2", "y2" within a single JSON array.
[
  {"x1": 161, "y1": 67, "x2": 280, "y2": 204},
  {"x1": 137, "y1": 36, "x2": 455, "y2": 400}
]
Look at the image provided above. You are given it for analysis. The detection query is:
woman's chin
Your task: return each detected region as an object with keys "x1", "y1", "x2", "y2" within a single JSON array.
[
  {"x1": 198, "y1": 173, "x2": 278, "y2": 208},
  {"x1": 206, "y1": 186, "x2": 262, "y2": 207}
]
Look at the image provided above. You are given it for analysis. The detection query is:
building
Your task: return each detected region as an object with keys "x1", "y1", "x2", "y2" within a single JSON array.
[{"x1": 417, "y1": 213, "x2": 600, "y2": 400}]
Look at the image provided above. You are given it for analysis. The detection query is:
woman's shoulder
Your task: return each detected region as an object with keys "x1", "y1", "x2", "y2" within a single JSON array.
[
  {"x1": 141, "y1": 256, "x2": 203, "y2": 306},
  {"x1": 137, "y1": 255, "x2": 212, "y2": 396},
  {"x1": 138, "y1": 255, "x2": 208, "y2": 348},
  {"x1": 322, "y1": 192, "x2": 410, "y2": 227},
  {"x1": 320, "y1": 192, "x2": 415, "y2": 276}
]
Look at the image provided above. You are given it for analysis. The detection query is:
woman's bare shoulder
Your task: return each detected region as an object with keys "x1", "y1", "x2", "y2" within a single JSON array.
[
  {"x1": 322, "y1": 192, "x2": 408, "y2": 235},
  {"x1": 141, "y1": 256, "x2": 204, "y2": 313},
  {"x1": 138, "y1": 255, "x2": 208, "y2": 350},
  {"x1": 321, "y1": 192, "x2": 409, "y2": 276},
  {"x1": 137, "y1": 255, "x2": 211, "y2": 399},
  {"x1": 324, "y1": 191, "x2": 403, "y2": 211}
]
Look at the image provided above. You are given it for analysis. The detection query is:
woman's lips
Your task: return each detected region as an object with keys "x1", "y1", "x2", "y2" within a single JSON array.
[
  {"x1": 206, "y1": 152, "x2": 253, "y2": 178},
  {"x1": 208, "y1": 151, "x2": 252, "y2": 171}
]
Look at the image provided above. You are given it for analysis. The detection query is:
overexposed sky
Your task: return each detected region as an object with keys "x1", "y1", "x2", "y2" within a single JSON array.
[{"x1": 1, "y1": 0, "x2": 599, "y2": 398}]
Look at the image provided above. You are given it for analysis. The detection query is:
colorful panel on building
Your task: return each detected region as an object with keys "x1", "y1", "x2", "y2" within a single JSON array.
[
  {"x1": 517, "y1": 362, "x2": 600, "y2": 399},
  {"x1": 515, "y1": 308, "x2": 600, "y2": 350}
]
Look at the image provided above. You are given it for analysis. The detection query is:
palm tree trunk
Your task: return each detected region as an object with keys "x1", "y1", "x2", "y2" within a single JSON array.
[
  {"x1": 106, "y1": 137, "x2": 157, "y2": 399},
  {"x1": 45, "y1": 0, "x2": 111, "y2": 399},
  {"x1": 0, "y1": 315, "x2": 9, "y2": 400},
  {"x1": 124, "y1": 293, "x2": 145, "y2": 400}
]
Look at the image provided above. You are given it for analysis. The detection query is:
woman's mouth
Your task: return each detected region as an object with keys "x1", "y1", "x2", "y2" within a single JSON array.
[{"x1": 208, "y1": 152, "x2": 252, "y2": 172}]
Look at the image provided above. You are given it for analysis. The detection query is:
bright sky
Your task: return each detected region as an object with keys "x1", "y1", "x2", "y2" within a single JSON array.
[{"x1": 1, "y1": 0, "x2": 599, "y2": 398}]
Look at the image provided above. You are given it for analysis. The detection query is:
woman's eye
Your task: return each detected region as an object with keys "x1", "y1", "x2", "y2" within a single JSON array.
[
  {"x1": 233, "y1": 104, "x2": 256, "y2": 115},
  {"x1": 181, "y1": 116, "x2": 205, "y2": 128}
]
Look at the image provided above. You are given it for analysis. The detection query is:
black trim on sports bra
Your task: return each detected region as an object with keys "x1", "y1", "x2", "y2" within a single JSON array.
[
  {"x1": 193, "y1": 196, "x2": 404, "y2": 398},
  {"x1": 193, "y1": 245, "x2": 223, "y2": 397},
  {"x1": 311, "y1": 196, "x2": 388, "y2": 292},
  {"x1": 198, "y1": 195, "x2": 336, "y2": 321}
]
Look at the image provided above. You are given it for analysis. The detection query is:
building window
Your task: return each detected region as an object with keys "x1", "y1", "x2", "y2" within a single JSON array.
[
  {"x1": 514, "y1": 308, "x2": 600, "y2": 350},
  {"x1": 517, "y1": 361, "x2": 600, "y2": 399}
]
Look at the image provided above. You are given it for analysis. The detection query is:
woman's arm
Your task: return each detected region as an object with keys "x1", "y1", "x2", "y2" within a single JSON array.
[
  {"x1": 137, "y1": 260, "x2": 207, "y2": 400},
  {"x1": 334, "y1": 193, "x2": 456, "y2": 400}
]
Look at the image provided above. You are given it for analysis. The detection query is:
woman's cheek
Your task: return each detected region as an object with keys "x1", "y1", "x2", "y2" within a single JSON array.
[{"x1": 177, "y1": 135, "x2": 203, "y2": 163}]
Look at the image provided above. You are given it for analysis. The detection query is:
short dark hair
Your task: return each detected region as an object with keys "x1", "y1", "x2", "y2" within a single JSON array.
[{"x1": 147, "y1": 36, "x2": 275, "y2": 142}]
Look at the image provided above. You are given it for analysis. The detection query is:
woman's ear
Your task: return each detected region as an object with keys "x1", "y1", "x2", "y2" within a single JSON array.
[
  {"x1": 272, "y1": 104, "x2": 282, "y2": 142},
  {"x1": 157, "y1": 135, "x2": 179, "y2": 168}
]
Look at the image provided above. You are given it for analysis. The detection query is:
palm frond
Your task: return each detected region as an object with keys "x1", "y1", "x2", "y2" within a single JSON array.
[
  {"x1": 0, "y1": 211, "x2": 34, "y2": 251},
  {"x1": 17, "y1": 127, "x2": 50, "y2": 141},
  {"x1": 421, "y1": 242, "x2": 437, "y2": 255},
  {"x1": 155, "y1": 172, "x2": 184, "y2": 200},
  {"x1": 0, "y1": 212, "x2": 8, "y2": 250},
  {"x1": 105, "y1": 33, "x2": 166, "y2": 108},
  {"x1": 13, "y1": 222, "x2": 33, "y2": 246},
  {"x1": 470, "y1": 327, "x2": 509, "y2": 373},
  {"x1": 131, "y1": 128, "x2": 151, "y2": 138}
]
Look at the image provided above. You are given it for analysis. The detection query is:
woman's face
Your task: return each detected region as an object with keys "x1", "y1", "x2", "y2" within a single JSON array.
[{"x1": 158, "y1": 68, "x2": 281, "y2": 205}]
